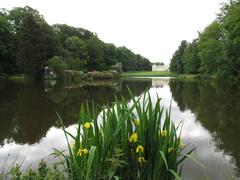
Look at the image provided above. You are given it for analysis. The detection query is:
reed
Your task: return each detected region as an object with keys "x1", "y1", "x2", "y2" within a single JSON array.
[{"x1": 55, "y1": 90, "x2": 194, "y2": 179}]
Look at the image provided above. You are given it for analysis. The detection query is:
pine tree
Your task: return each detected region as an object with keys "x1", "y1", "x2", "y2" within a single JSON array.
[{"x1": 16, "y1": 14, "x2": 47, "y2": 79}]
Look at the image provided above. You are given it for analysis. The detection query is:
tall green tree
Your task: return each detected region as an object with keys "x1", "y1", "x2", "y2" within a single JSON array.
[
  {"x1": 170, "y1": 40, "x2": 188, "y2": 74},
  {"x1": 64, "y1": 36, "x2": 89, "y2": 71},
  {"x1": 219, "y1": 0, "x2": 240, "y2": 78},
  {"x1": 16, "y1": 14, "x2": 47, "y2": 79},
  {"x1": 117, "y1": 47, "x2": 138, "y2": 71},
  {"x1": 0, "y1": 13, "x2": 17, "y2": 74},
  {"x1": 86, "y1": 37, "x2": 105, "y2": 71},
  {"x1": 104, "y1": 43, "x2": 117, "y2": 68},
  {"x1": 136, "y1": 54, "x2": 152, "y2": 71},
  {"x1": 183, "y1": 39, "x2": 201, "y2": 74},
  {"x1": 8, "y1": 6, "x2": 42, "y2": 33},
  {"x1": 198, "y1": 21, "x2": 227, "y2": 74}
]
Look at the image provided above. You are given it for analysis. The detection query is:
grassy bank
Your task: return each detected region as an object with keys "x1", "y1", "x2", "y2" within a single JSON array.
[{"x1": 121, "y1": 71, "x2": 175, "y2": 77}]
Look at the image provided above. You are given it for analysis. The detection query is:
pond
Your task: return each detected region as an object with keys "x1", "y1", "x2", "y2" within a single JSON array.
[{"x1": 0, "y1": 77, "x2": 240, "y2": 179}]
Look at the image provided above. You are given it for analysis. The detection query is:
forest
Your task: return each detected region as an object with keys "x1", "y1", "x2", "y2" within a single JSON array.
[
  {"x1": 170, "y1": 0, "x2": 240, "y2": 82},
  {"x1": 0, "y1": 6, "x2": 152, "y2": 80}
]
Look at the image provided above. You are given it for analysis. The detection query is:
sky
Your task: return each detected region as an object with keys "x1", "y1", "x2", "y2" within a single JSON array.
[{"x1": 1, "y1": 0, "x2": 226, "y2": 64}]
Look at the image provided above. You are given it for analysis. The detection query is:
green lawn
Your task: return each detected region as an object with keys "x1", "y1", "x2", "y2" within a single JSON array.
[{"x1": 121, "y1": 71, "x2": 175, "y2": 77}]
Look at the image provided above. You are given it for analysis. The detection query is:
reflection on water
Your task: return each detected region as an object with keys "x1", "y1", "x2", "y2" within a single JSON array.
[
  {"x1": 0, "y1": 78, "x2": 240, "y2": 179},
  {"x1": 169, "y1": 80, "x2": 240, "y2": 179},
  {"x1": 0, "y1": 79, "x2": 151, "y2": 146}
]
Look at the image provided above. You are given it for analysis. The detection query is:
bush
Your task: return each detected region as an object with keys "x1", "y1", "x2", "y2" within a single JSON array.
[
  {"x1": 47, "y1": 56, "x2": 67, "y2": 79},
  {"x1": 86, "y1": 70, "x2": 119, "y2": 79},
  {"x1": 56, "y1": 91, "x2": 195, "y2": 179},
  {"x1": 63, "y1": 70, "x2": 85, "y2": 82},
  {"x1": 65, "y1": 58, "x2": 87, "y2": 72},
  {"x1": 110, "y1": 62, "x2": 122, "y2": 73}
]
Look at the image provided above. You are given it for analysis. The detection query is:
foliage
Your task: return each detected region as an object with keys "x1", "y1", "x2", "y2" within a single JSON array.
[
  {"x1": 16, "y1": 14, "x2": 47, "y2": 80},
  {"x1": 0, "y1": 13, "x2": 17, "y2": 74},
  {"x1": 183, "y1": 39, "x2": 201, "y2": 74},
  {"x1": 170, "y1": 41, "x2": 188, "y2": 74},
  {"x1": 47, "y1": 56, "x2": 67, "y2": 79},
  {"x1": 0, "y1": 6, "x2": 152, "y2": 80},
  {"x1": 170, "y1": 0, "x2": 240, "y2": 82},
  {"x1": 0, "y1": 160, "x2": 66, "y2": 180},
  {"x1": 63, "y1": 36, "x2": 89, "y2": 71},
  {"x1": 198, "y1": 21, "x2": 227, "y2": 74},
  {"x1": 117, "y1": 47, "x2": 137, "y2": 71},
  {"x1": 56, "y1": 91, "x2": 194, "y2": 179},
  {"x1": 104, "y1": 43, "x2": 118, "y2": 68},
  {"x1": 110, "y1": 62, "x2": 122, "y2": 73},
  {"x1": 218, "y1": 0, "x2": 240, "y2": 79},
  {"x1": 155, "y1": 62, "x2": 165, "y2": 65},
  {"x1": 65, "y1": 36, "x2": 88, "y2": 60},
  {"x1": 85, "y1": 37, "x2": 105, "y2": 71}
]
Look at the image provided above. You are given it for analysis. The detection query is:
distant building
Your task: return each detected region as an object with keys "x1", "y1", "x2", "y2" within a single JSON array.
[{"x1": 152, "y1": 64, "x2": 169, "y2": 71}]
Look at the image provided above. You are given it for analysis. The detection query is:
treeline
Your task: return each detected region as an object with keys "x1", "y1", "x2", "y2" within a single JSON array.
[
  {"x1": 170, "y1": 0, "x2": 240, "y2": 81},
  {"x1": 0, "y1": 6, "x2": 151, "y2": 79}
]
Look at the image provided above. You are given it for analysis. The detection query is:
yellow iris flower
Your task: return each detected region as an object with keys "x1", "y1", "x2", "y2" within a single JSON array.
[
  {"x1": 161, "y1": 130, "x2": 167, "y2": 137},
  {"x1": 84, "y1": 122, "x2": 92, "y2": 129},
  {"x1": 129, "y1": 133, "x2": 138, "y2": 143},
  {"x1": 136, "y1": 145, "x2": 144, "y2": 153},
  {"x1": 77, "y1": 148, "x2": 88, "y2": 157},
  {"x1": 138, "y1": 156, "x2": 147, "y2": 164}
]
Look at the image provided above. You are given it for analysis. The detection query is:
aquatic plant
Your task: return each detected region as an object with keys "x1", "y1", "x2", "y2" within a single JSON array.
[{"x1": 56, "y1": 90, "x2": 195, "y2": 179}]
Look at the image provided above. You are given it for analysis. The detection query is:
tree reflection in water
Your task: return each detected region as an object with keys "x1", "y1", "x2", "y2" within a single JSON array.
[
  {"x1": 169, "y1": 80, "x2": 240, "y2": 176},
  {"x1": 0, "y1": 79, "x2": 151, "y2": 146}
]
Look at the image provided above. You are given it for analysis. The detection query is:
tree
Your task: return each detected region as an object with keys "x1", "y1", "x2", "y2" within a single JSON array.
[
  {"x1": 0, "y1": 13, "x2": 17, "y2": 74},
  {"x1": 136, "y1": 55, "x2": 152, "y2": 71},
  {"x1": 170, "y1": 40, "x2": 188, "y2": 74},
  {"x1": 8, "y1": 6, "x2": 42, "y2": 33},
  {"x1": 64, "y1": 36, "x2": 88, "y2": 71},
  {"x1": 183, "y1": 39, "x2": 201, "y2": 74},
  {"x1": 86, "y1": 37, "x2": 105, "y2": 71},
  {"x1": 219, "y1": 0, "x2": 240, "y2": 78},
  {"x1": 16, "y1": 14, "x2": 47, "y2": 79},
  {"x1": 47, "y1": 56, "x2": 67, "y2": 79},
  {"x1": 117, "y1": 47, "x2": 138, "y2": 71},
  {"x1": 2, "y1": 6, "x2": 153, "y2": 75},
  {"x1": 104, "y1": 43, "x2": 118, "y2": 68},
  {"x1": 53, "y1": 24, "x2": 95, "y2": 44},
  {"x1": 198, "y1": 21, "x2": 227, "y2": 74}
]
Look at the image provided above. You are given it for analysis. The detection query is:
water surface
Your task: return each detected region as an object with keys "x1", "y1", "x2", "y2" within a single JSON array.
[{"x1": 0, "y1": 78, "x2": 240, "y2": 179}]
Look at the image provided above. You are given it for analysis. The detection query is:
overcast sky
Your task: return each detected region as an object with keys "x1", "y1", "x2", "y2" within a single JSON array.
[{"x1": 1, "y1": 0, "x2": 226, "y2": 64}]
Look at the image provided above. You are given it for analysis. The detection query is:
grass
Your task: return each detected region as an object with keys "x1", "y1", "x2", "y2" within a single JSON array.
[
  {"x1": 55, "y1": 90, "x2": 195, "y2": 179},
  {"x1": 0, "y1": 160, "x2": 66, "y2": 180},
  {"x1": 121, "y1": 71, "x2": 176, "y2": 77}
]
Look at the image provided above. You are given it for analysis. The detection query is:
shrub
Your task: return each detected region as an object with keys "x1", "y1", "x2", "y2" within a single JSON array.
[{"x1": 47, "y1": 56, "x2": 67, "y2": 79}]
